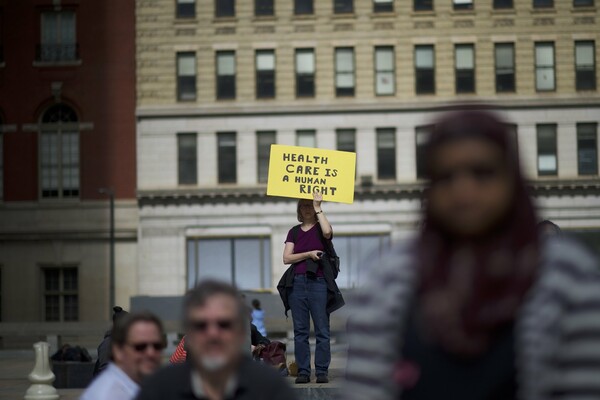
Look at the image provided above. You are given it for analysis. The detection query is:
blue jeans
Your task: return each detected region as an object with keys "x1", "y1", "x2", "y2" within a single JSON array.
[{"x1": 289, "y1": 275, "x2": 331, "y2": 377}]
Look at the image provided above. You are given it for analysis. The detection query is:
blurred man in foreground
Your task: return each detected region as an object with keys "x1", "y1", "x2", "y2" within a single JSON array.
[
  {"x1": 82, "y1": 312, "x2": 165, "y2": 400},
  {"x1": 136, "y1": 280, "x2": 296, "y2": 400}
]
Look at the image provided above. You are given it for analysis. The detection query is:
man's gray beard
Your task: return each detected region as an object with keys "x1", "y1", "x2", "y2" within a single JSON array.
[{"x1": 200, "y1": 355, "x2": 228, "y2": 372}]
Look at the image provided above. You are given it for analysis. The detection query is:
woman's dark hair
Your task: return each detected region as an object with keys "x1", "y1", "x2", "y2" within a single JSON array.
[
  {"x1": 111, "y1": 311, "x2": 165, "y2": 348},
  {"x1": 251, "y1": 299, "x2": 261, "y2": 310},
  {"x1": 296, "y1": 199, "x2": 314, "y2": 222},
  {"x1": 418, "y1": 107, "x2": 539, "y2": 356}
]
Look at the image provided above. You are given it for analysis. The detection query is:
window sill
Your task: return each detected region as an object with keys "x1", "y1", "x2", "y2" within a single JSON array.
[
  {"x1": 411, "y1": 10, "x2": 436, "y2": 17},
  {"x1": 371, "y1": 12, "x2": 397, "y2": 18},
  {"x1": 174, "y1": 17, "x2": 197, "y2": 24},
  {"x1": 571, "y1": 6, "x2": 596, "y2": 12},
  {"x1": 450, "y1": 10, "x2": 476, "y2": 16},
  {"x1": 253, "y1": 16, "x2": 277, "y2": 22},
  {"x1": 530, "y1": 7, "x2": 556, "y2": 14},
  {"x1": 213, "y1": 17, "x2": 238, "y2": 23},
  {"x1": 292, "y1": 15, "x2": 317, "y2": 21},
  {"x1": 491, "y1": 8, "x2": 516, "y2": 15},
  {"x1": 33, "y1": 60, "x2": 82, "y2": 67},
  {"x1": 177, "y1": 98, "x2": 198, "y2": 103},
  {"x1": 331, "y1": 13, "x2": 356, "y2": 19}
]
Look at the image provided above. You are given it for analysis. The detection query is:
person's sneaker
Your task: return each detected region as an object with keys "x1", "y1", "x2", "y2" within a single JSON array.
[
  {"x1": 316, "y1": 375, "x2": 329, "y2": 384},
  {"x1": 295, "y1": 375, "x2": 310, "y2": 384}
]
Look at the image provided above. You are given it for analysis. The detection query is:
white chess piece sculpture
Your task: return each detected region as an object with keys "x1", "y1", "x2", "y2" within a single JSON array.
[{"x1": 24, "y1": 341, "x2": 59, "y2": 400}]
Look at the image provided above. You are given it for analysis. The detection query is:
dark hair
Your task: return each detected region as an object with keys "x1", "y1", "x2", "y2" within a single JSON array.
[
  {"x1": 183, "y1": 280, "x2": 247, "y2": 331},
  {"x1": 538, "y1": 220, "x2": 562, "y2": 236},
  {"x1": 251, "y1": 299, "x2": 261, "y2": 310},
  {"x1": 111, "y1": 311, "x2": 165, "y2": 348},
  {"x1": 112, "y1": 306, "x2": 128, "y2": 323},
  {"x1": 296, "y1": 199, "x2": 314, "y2": 223}
]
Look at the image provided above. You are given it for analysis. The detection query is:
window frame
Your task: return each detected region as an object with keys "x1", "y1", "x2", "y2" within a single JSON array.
[
  {"x1": 216, "y1": 51, "x2": 236, "y2": 100},
  {"x1": 455, "y1": 43, "x2": 476, "y2": 94},
  {"x1": 415, "y1": 45, "x2": 435, "y2": 95},
  {"x1": 217, "y1": 132, "x2": 237, "y2": 184},
  {"x1": 575, "y1": 41, "x2": 596, "y2": 91},
  {"x1": 536, "y1": 124, "x2": 558, "y2": 176},
  {"x1": 535, "y1": 42, "x2": 556, "y2": 92},
  {"x1": 38, "y1": 10, "x2": 78, "y2": 63},
  {"x1": 533, "y1": 0, "x2": 554, "y2": 8},
  {"x1": 176, "y1": 52, "x2": 197, "y2": 101},
  {"x1": 177, "y1": 133, "x2": 198, "y2": 185},
  {"x1": 375, "y1": 46, "x2": 395, "y2": 96},
  {"x1": 415, "y1": 126, "x2": 432, "y2": 179},
  {"x1": 176, "y1": 0, "x2": 196, "y2": 18},
  {"x1": 453, "y1": 0, "x2": 474, "y2": 11},
  {"x1": 577, "y1": 123, "x2": 598, "y2": 176},
  {"x1": 296, "y1": 130, "x2": 317, "y2": 147},
  {"x1": 295, "y1": 48, "x2": 316, "y2": 98},
  {"x1": 256, "y1": 50, "x2": 276, "y2": 99},
  {"x1": 335, "y1": 47, "x2": 355, "y2": 97},
  {"x1": 254, "y1": 0, "x2": 274, "y2": 16},
  {"x1": 573, "y1": 0, "x2": 594, "y2": 6},
  {"x1": 493, "y1": 0, "x2": 514, "y2": 8},
  {"x1": 215, "y1": 0, "x2": 235, "y2": 17},
  {"x1": 256, "y1": 131, "x2": 276, "y2": 184},
  {"x1": 294, "y1": 0, "x2": 314, "y2": 15},
  {"x1": 414, "y1": 0, "x2": 433, "y2": 11},
  {"x1": 495, "y1": 42, "x2": 516, "y2": 93},
  {"x1": 376, "y1": 127, "x2": 397, "y2": 181},
  {"x1": 373, "y1": 0, "x2": 394, "y2": 13},
  {"x1": 42, "y1": 266, "x2": 78, "y2": 322},
  {"x1": 334, "y1": 0, "x2": 354, "y2": 13}
]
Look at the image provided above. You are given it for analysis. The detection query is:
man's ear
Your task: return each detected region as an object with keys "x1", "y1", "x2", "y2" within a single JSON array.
[{"x1": 112, "y1": 344, "x2": 124, "y2": 364}]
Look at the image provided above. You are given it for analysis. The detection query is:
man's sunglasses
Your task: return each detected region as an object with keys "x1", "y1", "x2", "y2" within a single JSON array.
[
  {"x1": 127, "y1": 342, "x2": 166, "y2": 352},
  {"x1": 188, "y1": 319, "x2": 235, "y2": 332}
]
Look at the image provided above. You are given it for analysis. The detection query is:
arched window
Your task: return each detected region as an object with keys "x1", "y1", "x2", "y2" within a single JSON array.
[{"x1": 39, "y1": 103, "x2": 79, "y2": 198}]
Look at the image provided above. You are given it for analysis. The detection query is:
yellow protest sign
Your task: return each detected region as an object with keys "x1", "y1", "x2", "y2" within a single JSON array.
[{"x1": 266, "y1": 145, "x2": 356, "y2": 204}]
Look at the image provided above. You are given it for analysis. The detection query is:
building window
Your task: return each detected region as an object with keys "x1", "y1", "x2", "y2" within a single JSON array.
[
  {"x1": 296, "y1": 49, "x2": 315, "y2": 97},
  {"x1": 375, "y1": 46, "x2": 395, "y2": 96},
  {"x1": 495, "y1": 43, "x2": 515, "y2": 92},
  {"x1": 578, "y1": 123, "x2": 598, "y2": 175},
  {"x1": 257, "y1": 131, "x2": 276, "y2": 183},
  {"x1": 373, "y1": 0, "x2": 394, "y2": 12},
  {"x1": 295, "y1": 0, "x2": 314, "y2": 14},
  {"x1": 574, "y1": 0, "x2": 594, "y2": 6},
  {"x1": 177, "y1": 133, "x2": 197, "y2": 185},
  {"x1": 533, "y1": 0, "x2": 553, "y2": 7},
  {"x1": 43, "y1": 267, "x2": 78, "y2": 322},
  {"x1": 187, "y1": 237, "x2": 271, "y2": 290},
  {"x1": 255, "y1": 0, "x2": 274, "y2": 15},
  {"x1": 455, "y1": 44, "x2": 475, "y2": 93},
  {"x1": 493, "y1": 0, "x2": 513, "y2": 8},
  {"x1": 415, "y1": 126, "x2": 431, "y2": 179},
  {"x1": 216, "y1": 0, "x2": 235, "y2": 17},
  {"x1": 535, "y1": 42, "x2": 555, "y2": 91},
  {"x1": 377, "y1": 128, "x2": 396, "y2": 180},
  {"x1": 335, "y1": 0, "x2": 354, "y2": 13},
  {"x1": 256, "y1": 50, "x2": 275, "y2": 99},
  {"x1": 40, "y1": 104, "x2": 79, "y2": 199},
  {"x1": 506, "y1": 123, "x2": 519, "y2": 156},
  {"x1": 575, "y1": 41, "x2": 596, "y2": 91},
  {"x1": 297, "y1": 130, "x2": 316, "y2": 147},
  {"x1": 38, "y1": 11, "x2": 77, "y2": 62},
  {"x1": 218, "y1": 132, "x2": 237, "y2": 183},
  {"x1": 335, "y1": 47, "x2": 355, "y2": 97},
  {"x1": 334, "y1": 234, "x2": 391, "y2": 288},
  {"x1": 453, "y1": 0, "x2": 473, "y2": 10},
  {"x1": 177, "y1": 52, "x2": 196, "y2": 101},
  {"x1": 537, "y1": 124, "x2": 557, "y2": 176},
  {"x1": 337, "y1": 129, "x2": 356, "y2": 153},
  {"x1": 415, "y1": 45, "x2": 435, "y2": 94},
  {"x1": 176, "y1": 0, "x2": 196, "y2": 18},
  {"x1": 216, "y1": 51, "x2": 236, "y2": 100},
  {"x1": 414, "y1": 0, "x2": 433, "y2": 11}
]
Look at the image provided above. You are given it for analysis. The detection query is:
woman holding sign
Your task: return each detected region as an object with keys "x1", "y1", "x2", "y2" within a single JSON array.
[{"x1": 279, "y1": 190, "x2": 343, "y2": 384}]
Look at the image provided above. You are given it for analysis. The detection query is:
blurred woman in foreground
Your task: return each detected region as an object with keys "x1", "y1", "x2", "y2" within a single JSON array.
[{"x1": 343, "y1": 109, "x2": 600, "y2": 400}]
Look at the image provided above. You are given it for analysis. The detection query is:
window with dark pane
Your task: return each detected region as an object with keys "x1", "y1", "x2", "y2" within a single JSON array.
[
  {"x1": 216, "y1": 0, "x2": 235, "y2": 17},
  {"x1": 178, "y1": 133, "x2": 197, "y2": 185},
  {"x1": 295, "y1": 0, "x2": 314, "y2": 14},
  {"x1": 415, "y1": 45, "x2": 435, "y2": 94},
  {"x1": 535, "y1": 42, "x2": 555, "y2": 91},
  {"x1": 455, "y1": 44, "x2": 475, "y2": 93},
  {"x1": 415, "y1": 126, "x2": 432, "y2": 179},
  {"x1": 493, "y1": 0, "x2": 513, "y2": 8},
  {"x1": 533, "y1": 0, "x2": 553, "y2": 7},
  {"x1": 218, "y1": 132, "x2": 237, "y2": 183},
  {"x1": 377, "y1": 128, "x2": 396, "y2": 180},
  {"x1": 414, "y1": 0, "x2": 433, "y2": 11},
  {"x1": 256, "y1": 50, "x2": 275, "y2": 99},
  {"x1": 39, "y1": 11, "x2": 77, "y2": 62},
  {"x1": 296, "y1": 130, "x2": 316, "y2": 147},
  {"x1": 43, "y1": 267, "x2": 78, "y2": 322},
  {"x1": 335, "y1": 47, "x2": 355, "y2": 97},
  {"x1": 575, "y1": 41, "x2": 596, "y2": 91},
  {"x1": 296, "y1": 49, "x2": 315, "y2": 97},
  {"x1": 574, "y1": 0, "x2": 594, "y2": 6},
  {"x1": 373, "y1": 0, "x2": 394, "y2": 12},
  {"x1": 337, "y1": 129, "x2": 357, "y2": 175},
  {"x1": 255, "y1": 0, "x2": 274, "y2": 15},
  {"x1": 177, "y1": 52, "x2": 197, "y2": 101},
  {"x1": 217, "y1": 51, "x2": 236, "y2": 100},
  {"x1": 177, "y1": 0, "x2": 196, "y2": 18},
  {"x1": 537, "y1": 124, "x2": 557, "y2": 176},
  {"x1": 495, "y1": 43, "x2": 515, "y2": 92},
  {"x1": 577, "y1": 123, "x2": 598, "y2": 175},
  {"x1": 257, "y1": 131, "x2": 276, "y2": 183},
  {"x1": 453, "y1": 0, "x2": 473, "y2": 10},
  {"x1": 375, "y1": 46, "x2": 395, "y2": 95},
  {"x1": 334, "y1": 0, "x2": 354, "y2": 13}
]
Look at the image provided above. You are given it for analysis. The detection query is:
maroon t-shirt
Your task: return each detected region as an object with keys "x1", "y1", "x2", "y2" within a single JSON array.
[{"x1": 285, "y1": 224, "x2": 330, "y2": 276}]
